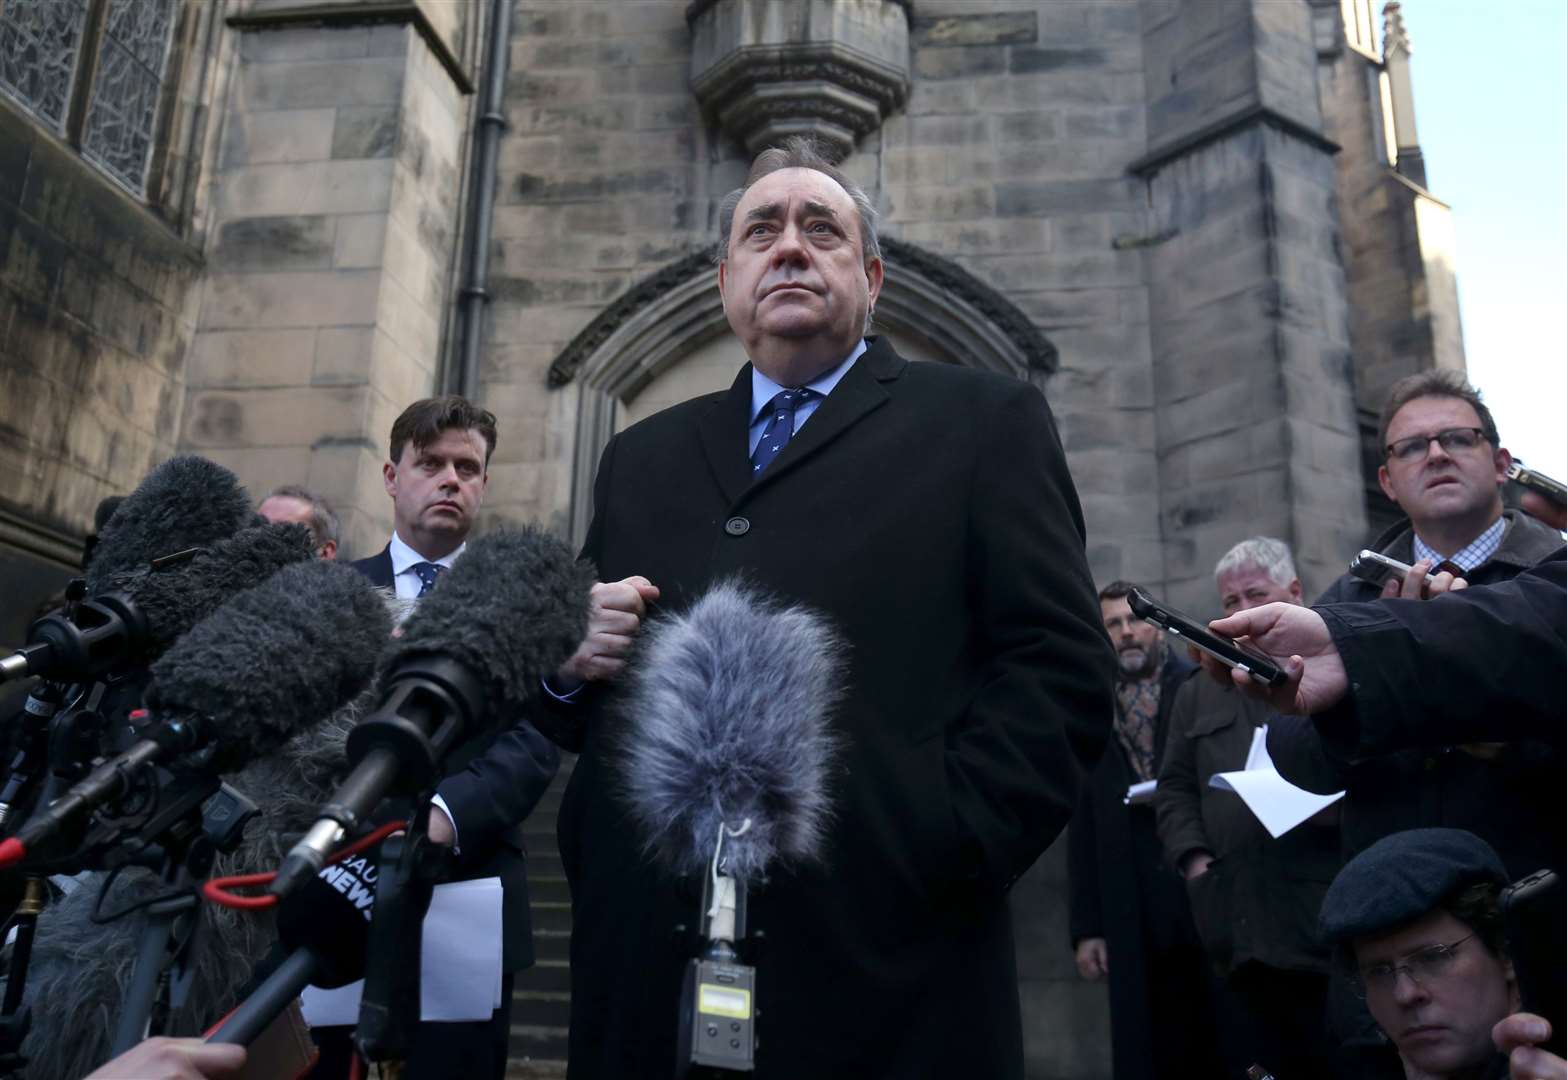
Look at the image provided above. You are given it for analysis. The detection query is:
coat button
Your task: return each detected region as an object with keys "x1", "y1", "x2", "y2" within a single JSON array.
[{"x1": 724, "y1": 516, "x2": 750, "y2": 536}]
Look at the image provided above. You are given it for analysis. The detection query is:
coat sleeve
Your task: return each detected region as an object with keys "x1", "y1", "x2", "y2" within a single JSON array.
[
  {"x1": 1313, "y1": 549, "x2": 1567, "y2": 756},
  {"x1": 531, "y1": 435, "x2": 622, "y2": 754},
  {"x1": 1154, "y1": 678, "x2": 1210, "y2": 872},
  {"x1": 944, "y1": 381, "x2": 1117, "y2": 897},
  {"x1": 435, "y1": 717, "x2": 561, "y2": 853},
  {"x1": 1066, "y1": 783, "x2": 1103, "y2": 945}
]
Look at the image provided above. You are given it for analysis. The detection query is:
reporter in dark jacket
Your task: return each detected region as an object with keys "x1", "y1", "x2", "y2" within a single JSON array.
[
  {"x1": 1266, "y1": 371, "x2": 1566, "y2": 880},
  {"x1": 1157, "y1": 539, "x2": 1341, "y2": 1079},
  {"x1": 1069, "y1": 582, "x2": 1219, "y2": 1080}
]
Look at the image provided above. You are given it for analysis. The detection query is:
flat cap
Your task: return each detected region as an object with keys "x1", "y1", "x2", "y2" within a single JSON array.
[{"x1": 1320, "y1": 828, "x2": 1508, "y2": 944}]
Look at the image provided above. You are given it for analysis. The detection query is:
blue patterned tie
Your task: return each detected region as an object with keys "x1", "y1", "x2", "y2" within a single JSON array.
[
  {"x1": 750, "y1": 388, "x2": 815, "y2": 476},
  {"x1": 411, "y1": 561, "x2": 445, "y2": 597}
]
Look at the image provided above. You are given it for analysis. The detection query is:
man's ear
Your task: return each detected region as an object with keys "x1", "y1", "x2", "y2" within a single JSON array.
[
  {"x1": 865, "y1": 257, "x2": 884, "y2": 309},
  {"x1": 717, "y1": 259, "x2": 729, "y2": 315},
  {"x1": 383, "y1": 460, "x2": 397, "y2": 498},
  {"x1": 1503, "y1": 957, "x2": 1522, "y2": 1013},
  {"x1": 1494, "y1": 445, "x2": 1514, "y2": 487},
  {"x1": 1377, "y1": 463, "x2": 1397, "y2": 504},
  {"x1": 1288, "y1": 579, "x2": 1303, "y2": 603}
]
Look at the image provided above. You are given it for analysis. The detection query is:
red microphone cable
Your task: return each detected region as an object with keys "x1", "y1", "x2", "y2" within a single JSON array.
[{"x1": 203, "y1": 820, "x2": 406, "y2": 911}]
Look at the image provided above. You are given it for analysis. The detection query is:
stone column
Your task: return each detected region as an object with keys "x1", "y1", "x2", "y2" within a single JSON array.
[
  {"x1": 177, "y1": 0, "x2": 474, "y2": 558},
  {"x1": 1137, "y1": 0, "x2": 1368, "y2": 605},
  {"x1": 1380, "y1": 2, "x2": 1426, "y2": 186}
]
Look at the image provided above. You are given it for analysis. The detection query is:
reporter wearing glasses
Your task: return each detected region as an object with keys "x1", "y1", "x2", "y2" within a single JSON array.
[
  {"x1": 1265, "y1": 369, "x2": 1566, "y2": 881},
  {"x1": 1320, "y1": 829, "x2": 1521, "y2": 1080}
]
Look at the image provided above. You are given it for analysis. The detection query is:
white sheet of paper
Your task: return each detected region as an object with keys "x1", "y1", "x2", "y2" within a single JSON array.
[
  {"x1": 1209, "y1": 724, "x2": 1345, "y2": 839},
  {"x1": 300, "y1": 876, "x2": 504, "y2": 1027},
  {"x1": 1124, "y1": 779, "x2": 1158, "y2": 806}
]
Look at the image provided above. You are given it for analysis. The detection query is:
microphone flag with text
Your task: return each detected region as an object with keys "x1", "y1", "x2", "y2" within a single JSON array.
[
  {"x1": 272, "y1": 526, "x2": 594, "y2": 898},
  {"x1": 614, "y1": 581, "x2": 844, "y2": 1075}
]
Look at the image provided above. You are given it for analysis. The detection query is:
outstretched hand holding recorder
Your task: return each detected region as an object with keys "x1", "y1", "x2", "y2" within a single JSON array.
[{"x1": 1126, "y1": 586, "x2": 1287, "y2": 687}]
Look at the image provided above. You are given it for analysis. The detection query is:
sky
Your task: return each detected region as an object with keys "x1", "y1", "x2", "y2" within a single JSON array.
[{"x1": 1398, "y1": 0, "x2": 1567, "y2": 479}]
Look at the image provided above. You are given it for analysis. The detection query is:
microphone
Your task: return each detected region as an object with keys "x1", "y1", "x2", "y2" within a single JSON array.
[
  {"x1": 617, "y1": 580, "x2": 844, "y2": 887},
  {"x1": 0, "y1": 559, "x2": 391, "y2": 867},
  {"x1": 85, "y1": 455, "x2": 257, "y2": 590},
  {"x1": 613, "y1": 581, "x2": 844, "y2": 1076},
  {"x1": 0, "y1": 522, "x2": 314, "y2": 687},
  {"x1": 272, "y1": 526, "x2": 593, "y2": 897},
  {"x1": 16, "y1": 705, "x2": 370, "y2": 1079}
]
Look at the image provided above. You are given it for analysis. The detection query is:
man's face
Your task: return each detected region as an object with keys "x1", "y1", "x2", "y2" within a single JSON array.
[
  {"x1": 1377, "y1": 396, "x2": 1510, "y2": 533},
  {"x1": 718, "y1": 167, "x2": 884, "y2": 383},
  {"x1": 382, "y1": 427, "x2": 489, "y2": 554},
  {"x1": 1356, "y1": 910, "x2": 1518, "y2": 1077},
  {"x1": 1100, "y1": 597, "x2": 1162, "y2": 680},
  {"x1": 258, "y1": 495, "x2": 335, "y2": 560},
  {"x1": 1216, "y1": 565, "x2": 1302, "y2": 616}
]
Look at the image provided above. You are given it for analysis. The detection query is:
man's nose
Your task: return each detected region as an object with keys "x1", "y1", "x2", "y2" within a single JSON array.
[
  {"x1": 1389, "y1": 969, "x2": 1428, "y2": 1006},
  {"x1": 769, "y1": 223, "x2": 808, "y2": 266}
]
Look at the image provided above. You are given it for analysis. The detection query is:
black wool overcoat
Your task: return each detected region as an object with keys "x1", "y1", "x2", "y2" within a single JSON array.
[{"x1": 549, "y1": 337, "x2": 1116, "y2": 1079}]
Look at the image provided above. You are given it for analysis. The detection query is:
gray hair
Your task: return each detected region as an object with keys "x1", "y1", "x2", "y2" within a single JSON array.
[
  {"x1": 263, "y1": 484, "x2": 340, "y2": 549},
  {"x1": 1214, "y1": 536, "x2": 1297, "y2": 587},
  {"x1": 715, "y1": 136, "x2": 882, "y2": 266}
]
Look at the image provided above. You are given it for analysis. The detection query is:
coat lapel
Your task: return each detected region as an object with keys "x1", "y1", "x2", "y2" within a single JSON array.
[{"x1": 695, "y1": 364, "x2": 756, "y2": 507}]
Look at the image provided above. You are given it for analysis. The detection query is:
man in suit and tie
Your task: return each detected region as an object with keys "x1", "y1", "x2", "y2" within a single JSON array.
[
  {"x1": 542, "y1": 138, "x2": 1116, "y2": 1078},
  {"x1": 312, "y1": 395, "x2": 558, "y2": 1080}
]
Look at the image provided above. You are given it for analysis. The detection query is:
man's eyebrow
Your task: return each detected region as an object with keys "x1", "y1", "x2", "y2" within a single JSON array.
[
  {"x1": 801, "y1": 200, "x2": 841, "y2": 221},
  {"x1": 743, "y1": 202, "x2": 783, "y2": 224}
]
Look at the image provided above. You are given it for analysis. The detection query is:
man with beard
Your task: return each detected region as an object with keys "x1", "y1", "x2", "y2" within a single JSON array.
[{"x1": 1068, "y1": 581, "x2": 1220, "y2": 1080}]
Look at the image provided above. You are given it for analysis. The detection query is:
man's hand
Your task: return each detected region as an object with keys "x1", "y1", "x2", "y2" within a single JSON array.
[
  {"x1": 1198, "y1": 603, "x2": 1349, "y2": 715},
  {"x1": 1523, "y1": 490, "x2": 1567, "y2": 532},
  {"x1": 427, "y1": 803, "x2": 456, "y2": 846},
  {"x1": 1074, "y1": 937, "x2": 1108, "y2": 981},
  {"x1": 556, "y1": 576, "x2": 661, "y2": 685},
  {"x1": 1379, "y1": 557, "x2": 1468, "y2": 600},
  {"x1": 1181, "y1": 851, "x2": 1214, "y2": 881},
  {"x1": 1494, "y1": 1013, "x2": 1567, "y2": 1079},
  {"x1": 85, "y1": 1037, "x2": 246, "y2": 1079}
]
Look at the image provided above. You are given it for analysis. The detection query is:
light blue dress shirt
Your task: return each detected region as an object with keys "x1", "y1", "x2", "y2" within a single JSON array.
[{"x1": 746, "y1": 339, "x2": 867, "y2": 458}]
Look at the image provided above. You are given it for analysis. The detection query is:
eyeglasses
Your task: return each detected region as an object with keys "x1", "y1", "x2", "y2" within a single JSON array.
[
  {"x1": 1355, "y1": 935, "x2": 1474, "y2": 998},
  {"x1": 1385, "y1": 427, "x2": 1490, "y2": 463}
]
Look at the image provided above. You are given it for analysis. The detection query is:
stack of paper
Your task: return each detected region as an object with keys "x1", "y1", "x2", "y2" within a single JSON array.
[
  {"x1": 1208, "y1": 726, "x2": 1344, "y2": 839},
  {"x1": 1124, "y1": 779, "x2": 1158, "y2": 806}
]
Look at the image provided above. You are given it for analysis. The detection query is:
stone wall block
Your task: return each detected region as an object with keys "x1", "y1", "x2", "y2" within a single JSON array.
[
  {"x1": 217, "y1": 159, "x2": 394, "y2": 218},
  {"x1": 222, "y1": 108, "x2": 337, "y2": 166},
  {"x1": 182, "y1": 384, "x2": 373, "y2": 451},
  {"x1": 332, "y1": 105, "x2": 400, "y2": 160},
  {"x1": 241, "y1": 56, "x2": 406, "y2": 111},
  {"x1": 211, "y1": 215, "x2": 336, "y2": 272},
  {"x1": 189, "y1": 328, "x2": 318, "y2": 388},
  {"x1": 202, "y1": 269, "x2": 382, "y2": 330},
  {"x1": 333, "y1": 212, "x2": 389, "y2": 269}
]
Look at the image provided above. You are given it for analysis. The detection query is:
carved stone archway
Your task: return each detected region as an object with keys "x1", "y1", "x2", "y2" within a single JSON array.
[{"x1": 549, "y1": 239, "x2": 1058, "y2": 541}]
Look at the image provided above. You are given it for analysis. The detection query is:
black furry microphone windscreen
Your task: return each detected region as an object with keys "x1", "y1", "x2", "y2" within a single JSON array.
[
  {"x1": 86, "y1": 455, "x2": 257, "y2": 590},
  {"x1": 615, "y1": 581, "x2": 845, "y2": 888},
  {"x1": 382, "y1": 526, "x2": 595, "y2": 729},
  {"x1": 144, "y1": 559, "x2": 394, "y2": 773},
  {"x1": 104, "y1": 521, "x2": 317, "y2": 655}
]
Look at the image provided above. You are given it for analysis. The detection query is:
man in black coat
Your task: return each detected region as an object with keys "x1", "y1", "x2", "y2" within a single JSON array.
[
  {"x1": 1266, "y1": 370, "x2": 1566, "y2": 879},
  {"x1": 316, "y1": 395, "x2": 559, "y2": 1080},
  {"x1": 540, "y1": 138, "x2": 1115, "y2": 1078},
  {"x1": 1068, "y1": 581, "x2": 1218, "y2": 1080},
  {"x1": 1156, "y1": 539, "x2": 1341, "y2": 1079}
]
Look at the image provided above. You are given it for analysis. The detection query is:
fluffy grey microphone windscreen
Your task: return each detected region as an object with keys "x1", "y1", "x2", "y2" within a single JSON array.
[
  {"x1": 85, "y1": 455, "x2": 256, "y2": 590},
  {"x1": 382, "y1": 526, "x2": 595, "y2": 729},
  {"x1": 144, "y1": 558, "x2": 393, "y2": 773},
  {"x1": 616, "y1": 581, "x2": 845, "y2": 888}
]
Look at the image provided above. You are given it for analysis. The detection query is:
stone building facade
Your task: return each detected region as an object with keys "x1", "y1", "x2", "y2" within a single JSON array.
[{"x1": 0, "y1": 1, "x2": 1465, "y2": 1075}]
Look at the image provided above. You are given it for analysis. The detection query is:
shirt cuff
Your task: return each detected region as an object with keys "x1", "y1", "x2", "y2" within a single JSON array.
[
  {"x1": 542, "y1": 676, "x2": 584, "y2": 703},
  {"x1": 430, "y1": 794, "x2": 460, "y2": 854}
]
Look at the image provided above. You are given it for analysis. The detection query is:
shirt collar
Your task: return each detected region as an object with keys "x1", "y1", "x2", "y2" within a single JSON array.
[
  {"x1": 749, "y1": 338, "x2": 867, "y2": 424},
  {"x1": 1411, "y1": 515, "x2": 1506, "y2": 573},
  {"x1": 389, "y1": 531, "x2": 465, "y2": 575}
]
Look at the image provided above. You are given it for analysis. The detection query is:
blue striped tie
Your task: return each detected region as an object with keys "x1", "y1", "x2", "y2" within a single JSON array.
[{"x1": 750, "y1": 388, "x2": 815, "y2": 476}]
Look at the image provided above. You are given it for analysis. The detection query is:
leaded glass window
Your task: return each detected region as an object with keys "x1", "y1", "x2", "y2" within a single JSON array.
[
  {"x1": 81, "y1": 0, "x2": 175, "y2": 192},
  {"x1": 0, "y1": 0, "x2": 177, "y2": 197},
  {"x1": 0, "y1": 0, "x2": 92, "y2": 131}
]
